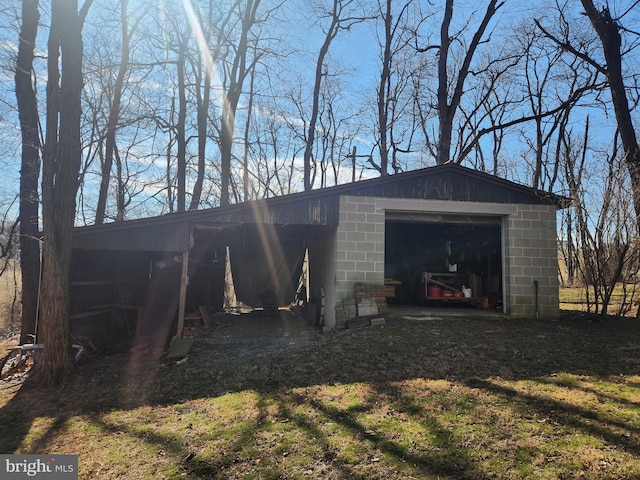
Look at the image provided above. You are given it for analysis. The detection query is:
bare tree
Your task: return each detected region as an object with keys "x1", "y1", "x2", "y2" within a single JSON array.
[
  {"x1": 94, "y1": 0, "x2": 142, "y2": 223},
  {"x1": 189, "y1": 1, "x2": 244, "y2": 209},
  {"x1": 175, "y1": 16, "x2": 191, "y2": 213},
  {"x1": 189, "y1": 1, "x2": 213, "y2": 210},
  {"x1": 430, "y1": 0, "x2": 504, "y2": 165},
  {"x1": 15, "y1": 0, "x2": 41, "y2": 344},
  {"x1": 0, "y1": 200, "x2": 19, "y2": 280},
  {"x1": 219, "y1": 0, "x2": 262, "y2": 205},
  {"x1": 433, "y1": 8, "x2": 603, "y2": 171},
  {"x1": 245, "y1": 90, "x2": 307, "y2": 199},
  {"x1": 579, "y1": 0, "x2": 640, "y2": 228},
  {"x1": 371, "y1": 0, "x2": 417, "y2": 175},
  {"x1": 563, "y1": 125, "x2": 640, "y2": 317},
  {"x1": 302, "y1": 0, "x2": 368, "y2": 190},
  {"x1": 536, "y1": 1, "x2": 640, "y2": 225},
  {"x1": 518, "y1": 19, "x2": 597, "y2": 191},
  {"x1": 240, "y1": 50, "x2": 256, "y2": 201},
  {"x1": 459, "y1": 77, "x2": 512, "y2": 175},
  {"x1": 522, "y1": 25, "x2": 568, "y2": 190},
  {"x1": 39, "y1": 0, "x2": 93, "y2": 386},
  {"x1": 316, "y1": 74, "x2": 359, "y2": 187},
  {"x1": 136, "y1": 1, "x2": 195, "y2": 214}
]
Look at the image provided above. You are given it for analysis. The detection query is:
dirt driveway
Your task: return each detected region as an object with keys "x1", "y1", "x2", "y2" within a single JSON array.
[{"x1": 149, "y1": 306, "x2": 640, "y2": 402}]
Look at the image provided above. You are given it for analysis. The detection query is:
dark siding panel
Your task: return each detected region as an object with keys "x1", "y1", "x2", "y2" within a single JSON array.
[
  {"x1": 73, "y1": 222, "x2": 189, "y2": 252},
  {"x1": 342, "y1": 172, "x2": 541, "y2": 204},
  {"x1": 179, "y1": 197, "x2": 339, "y2": 225},
  {"x1": 73, "y1": 197, "x2": 341, "y2": 251}
]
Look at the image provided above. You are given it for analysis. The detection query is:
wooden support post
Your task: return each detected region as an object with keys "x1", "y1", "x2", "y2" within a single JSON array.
[{"x1": 176, "y1": 249, "x2": 189, "y2": 339}]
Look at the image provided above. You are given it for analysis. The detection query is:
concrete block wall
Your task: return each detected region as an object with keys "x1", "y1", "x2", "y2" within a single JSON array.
[
  {"x1": 505, "y1": 204, "x2": 560, "y2": 318},
  {"x1": 332, "y1": 196, "x2": 386, "y2": 327},
  {"x1": 330, "y1": 195, "x2": 561, "y2": 326}
]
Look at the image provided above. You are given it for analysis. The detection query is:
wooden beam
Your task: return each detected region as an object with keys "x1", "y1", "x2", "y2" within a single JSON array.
[
  {"x1": 199, "y1": 305, "x2": 211, "y2": 327},
  {"x1": 426, "y1": 277, "x2": 461, "y2": 293},
  {"x1": 176, "y1": 249, "x2": 189, "y2": 339}
]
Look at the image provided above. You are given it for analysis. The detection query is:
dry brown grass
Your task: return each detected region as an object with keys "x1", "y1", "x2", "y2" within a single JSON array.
[
  {"x1": 0, "y1": 261, "x2": 20, "y2": 336},
  {"x1": 560, "y1": 284, "x2": 640, "y2": 317}
]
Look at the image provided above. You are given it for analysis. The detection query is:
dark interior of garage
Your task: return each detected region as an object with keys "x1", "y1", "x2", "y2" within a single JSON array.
[{"x1": 384, "y1": 219, "x2": 502, "y2": 307}]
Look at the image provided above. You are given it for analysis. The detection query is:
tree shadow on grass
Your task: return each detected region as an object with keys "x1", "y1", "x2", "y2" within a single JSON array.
[
  {"x1": 535, "y1": 375, "x2": 640, "y2": 409},
  {"x1": 465, "y1": 377, "x2": 640, "y2": 457},
  {"x1": 1, "y1": 315, "x2": 639, "y2": 477},
  {"x1": 280, "y1": 386, "x2": 482, "y2": 479}
]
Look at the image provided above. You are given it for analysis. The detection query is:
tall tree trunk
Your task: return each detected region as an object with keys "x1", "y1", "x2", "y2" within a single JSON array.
[
  {"x1": 219, "y1": 70, "x2": 236, "y2": 207},
  {"x1": 176, "y1": 22, "x2": 191, "y2": 213},
  {"x1": 220, "y1": 0, "x2": 259, "y2": 205},
  {"x1": 303, "y1": 1, "x2": 339, "y2": 191},
  {"x1": 435, "y1": 0, "x2": 454, "y2": 166},
  {"x1": 191, "y1": 0, "x2": 235, "y2": 208},
  {"x1": 188, "y1": 2, "x2": 210, "y2": 211},
  {"x1": 242, "y1": 62, "x2": 256, "y2": 200},
  {"x1": 376, "y1": 0, "x2": 392, "y2": 176},
  {"x1": 189, "y1": 41, "x2": 210, "y2": 209},
  {"x1": 39, "y1": 0, "x2": 86, "y2": 386},
  {"x1": 16, "y1": 0, "x2": 41, "y2": 345},
  {"x1": 95, "y1": 0, "x2": 134, "y2": 224},
  {"x1": 165, "y1": 97, "x2": 176, "y2": 213},
  {"x1": 115, "y1": 145, "x2": 125, "y2": 220},
  {"x1": 189, "y1": 74, "x2": 209, "y2": 210}
]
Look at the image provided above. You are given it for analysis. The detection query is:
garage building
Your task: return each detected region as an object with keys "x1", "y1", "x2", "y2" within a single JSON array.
[{"x1": 70, "y1": 163, "x2": 569, "y2": 348}]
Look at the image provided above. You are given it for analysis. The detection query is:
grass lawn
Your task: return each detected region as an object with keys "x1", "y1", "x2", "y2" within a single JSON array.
[{"x1": 1, "y1": 310, "x2": 640, "y2": 479}]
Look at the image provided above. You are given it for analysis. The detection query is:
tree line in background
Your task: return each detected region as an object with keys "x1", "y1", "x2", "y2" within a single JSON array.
[{"x1": 0, "y1": 0, "x2": 638, "y2": 384}]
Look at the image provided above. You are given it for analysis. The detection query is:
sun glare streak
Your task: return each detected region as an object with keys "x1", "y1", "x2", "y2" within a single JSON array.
[
  {"x1": 246, "y1": 200, "x2": 308, "y2": 330},
  {"x1": 181, "y1": 0, "x2": 213, "y2": 83},
  {"x1": 181, "y1": 0, "x2": 233, "y2": 139},
  {"x1": 249, "y1": 199, "x2": 289, "y2": 312}
]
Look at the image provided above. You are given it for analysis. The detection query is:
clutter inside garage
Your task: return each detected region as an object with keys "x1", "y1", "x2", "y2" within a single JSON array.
[{"x1": 384, "y1": 218, "x2": 502, "y2": 308}]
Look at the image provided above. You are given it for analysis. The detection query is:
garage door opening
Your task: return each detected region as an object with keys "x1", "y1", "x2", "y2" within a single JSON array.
[{"x1": 384, "y1": 217, "x2": 502, "y2": 309}]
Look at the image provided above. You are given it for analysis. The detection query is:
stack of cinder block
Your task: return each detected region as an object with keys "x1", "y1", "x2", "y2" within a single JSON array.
[
  {"x1": 354, "y1": 283, "x2": 388, "y2": 316},
  {"x1": 335, "y1": 297, "x2": 357, "y2": 329}
]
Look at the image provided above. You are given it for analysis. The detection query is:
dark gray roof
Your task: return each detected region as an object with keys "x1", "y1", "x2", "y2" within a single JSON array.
[{"x1": 73, "y1": 163, "x2": 569, "y2": 251}]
